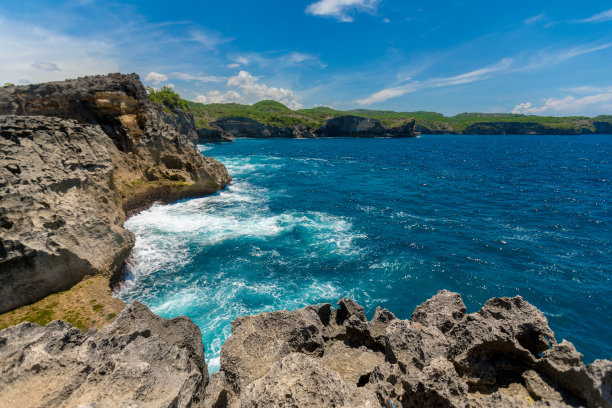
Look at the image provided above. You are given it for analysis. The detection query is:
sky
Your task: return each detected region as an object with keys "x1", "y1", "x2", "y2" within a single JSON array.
[{"x1": 1, "y1": 0, "x2": 612, "y2": 116}]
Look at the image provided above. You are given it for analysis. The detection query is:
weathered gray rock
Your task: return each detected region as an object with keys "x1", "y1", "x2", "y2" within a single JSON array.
[
  {"x1": 0, "y1": 74, "x2": 231, "y2": 312},
  {"x1": 240, "y1": 353, "x2": 379, "y2": 408},
  {"x1": 197, "y1": 125, "x2": 235, "y2": 143},
  {"x1": 0, "y1": 301, "x2": 207, "y2": 407},
  {"x1": 211, "y1": 293, "x2": 611, "y2": 408},
  {"x1": 0, "y1": 115, "x2": 134, "y2": 312},
  {"x1": 315, "y1": 116, "x2": 416, "y2": 138},
  {"x1": 411, "y1": 289, "x2": 466, "y2": 334},
  {"x1": 211, "y1": 117, "x2": 316, "y2": 139}
]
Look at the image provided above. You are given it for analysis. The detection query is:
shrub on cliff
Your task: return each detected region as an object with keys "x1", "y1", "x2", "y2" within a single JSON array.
[{"x1": 146, "y1": 85, "x2": 188, "y2": 112}]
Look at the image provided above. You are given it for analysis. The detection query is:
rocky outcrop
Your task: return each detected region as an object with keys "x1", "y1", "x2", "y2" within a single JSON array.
[
  {"x1": 210, "y1": 117, "x2": 316, "y2": 139},
  {"x1": 316, "y1": 116, "x2": 416, "y2": 138},
  {"x1": 0, "y1": 74, "x2": 231, "y2": 312},
  {"x1": 0, "y1": 116, "x2": 134, "y2": 313},
  {"x1": 318, "y1": 116, "x2": 417, "y2": 138},
  {"x1": 197, "y1": 125, "x2": 235, "y2": 143},
  {"x1": 207, "y1": 115, "x2": 417, "y2": 140},
  {"x1": 0, "y1": 291, "x2": 609, "y2": 407},
  {"x1": 461, "y1": 122, "x2": 583, "y2": 135},
  {"x1": 0, "y1": 301, "x2": 208, "y2": 407},
  {"x1": 208, "y1": 290, "x2": 612, "y2": 408}
]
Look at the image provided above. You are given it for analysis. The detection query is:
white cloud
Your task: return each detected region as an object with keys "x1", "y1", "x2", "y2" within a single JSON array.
[
  {"x1": 511, "y1": 102, "x2": 547, "y2": 114},
  {"x1": 383, "y1": 18, "x2": 390, "y2": 23},
  {"x1": 521, "y1": 43, "x2": 612, "y2": 71},
  {"x1": 226, "y1": 70, "x2": 303, "y2": 109},
  {"x1": 229, "y1": 51, "x2": 325, "y2": 68},
  {"x1": 170, "y1": 71, "x2": 223, "y2": 82},
  {"x1": 305, "y1": 0, "x2": 380, "y2": 22},
  {"x1": 194, "y1": 90, "x2": 242, "y2": 104},
  {"x1": 357, "y1": 58, "x2": 514, "y2": 105},
  {"x1": 513, "y1": 92, "x2": 612, "y2": 115},
  {"x1": 525, "y1": 13, "x2": 545, "y2": 25},
  {"x1": 356, "y1": 41, "x2": 612, "y2": 106},
  {"x1": 31, "y1": 61, "x2": 61, "y2": 71},
  {"x1": 144, "y1": 72, "x2": 168, "y2": 84},
  {"x1": 431, "y1": 58, "x2": 514, "y2": 87},
  {"x1": 578, "y1": 8, "x2": 612, "y2": 23},
  {"x1": 189, "y1": 28, "x2": 231, "y2": 49},
  {"x1": 0, "y1": 18, "x2": 118, "y2": 84},
  {"x1": 356, "y1": 84, "x2": 417, "y2": 105}
]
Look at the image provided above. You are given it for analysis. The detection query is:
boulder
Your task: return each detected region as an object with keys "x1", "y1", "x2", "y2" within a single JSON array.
[{"x1": 0, "y1": 301, "x2": 207, "y2": 407}]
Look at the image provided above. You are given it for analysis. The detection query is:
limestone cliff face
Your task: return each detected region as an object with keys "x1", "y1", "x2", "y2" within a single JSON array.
[
  {"x1": 1, "y1": 292, "x2": 609, "y2": 407},
  {"x1": 0, "y1": 74, "x2": 231, "y2": 312},
  {"x1": 210, "y1": 116, "x2": 316, "y2": 139},
  {"x1": 206, "y1": 115, "x2": 416, "y2": 140},
  {"x1": 0, "y1": 116, "x2": 134, "y2": 313},
  {"x1": 461, "y1": 122, "x2": 585, "y2": 135}
]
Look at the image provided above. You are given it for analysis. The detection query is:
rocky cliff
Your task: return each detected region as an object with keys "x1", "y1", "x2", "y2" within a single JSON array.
[
  {"x1": 0, "y1": 74, "x2": 231, "y2": 313},
  {"x1": 209, "y1": 117, "x2": 316, "y2": 139},
  {"x1": 461, "y1": 122, "x2": 588, "y2": 135},
  {"x1": 314, "y1": 116, "x2": 416, "y2": 138},
  {"x1": 201, "y1": 115, "x2": 416, "y2": 141},
  {"x1": 1, "y1": 291, "x2": 609, "y2": 407}
]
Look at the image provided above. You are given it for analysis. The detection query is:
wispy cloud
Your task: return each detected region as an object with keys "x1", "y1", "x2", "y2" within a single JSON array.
[
  {"x1": 356, "y1": 58, "x2": 514, "y2": 105},
  {"x1": 0, "y1": 17, "x2": 118, "y2": 84},
  {"x1": 513, "y1": 91, "x2": 612, "y2": 115},
  {"x1": 170, "y1": 72, "x2": 223, "y2": 83},
  {"x1": 31, "y1": 61, "x2": 61, "y2": 71},
  {"x1": 189, "y1": 28, "x2": 231, "y2": 49},
  {"x1": 577, "y1": 8, "x2": 612, "y2": 23},
  {"x1": 520, "y1": 43, "x2": 612, "y2": 70},
  {"x1": 524, "y1": 13, "x2": 545, "y2": 25},
  {"x1": 229, "y1": 51, "x2": 325, "y2": 69},
  {"x1": 305, "y1": 0, "x2": 380, "y2": 22},
  {"x1": 356, "y1": 41, "x2": 612, "y2": 106}
]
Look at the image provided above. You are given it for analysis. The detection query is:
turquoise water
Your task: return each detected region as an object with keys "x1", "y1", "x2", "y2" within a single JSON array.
[{"x1": 118, "y1": 135, "x2": 611, "y2": 371}]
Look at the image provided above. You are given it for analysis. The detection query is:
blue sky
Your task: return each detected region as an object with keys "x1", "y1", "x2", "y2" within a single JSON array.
[{"x1": 1, "y1": 1, "x2": 612, "y2": 115}]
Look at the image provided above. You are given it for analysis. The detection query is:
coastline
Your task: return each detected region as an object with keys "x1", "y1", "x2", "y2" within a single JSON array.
[{"x1": 0, "y1": 74, "x2": 610, "y2": 407}]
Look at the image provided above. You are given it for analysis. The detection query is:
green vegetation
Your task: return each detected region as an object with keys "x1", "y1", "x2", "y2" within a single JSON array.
[
  {"x1": 147, "y1": 86, "x2": 611, "y2": 134},
  {"x1": 147, "y1": 85, "x2": 188, "y2": 111},
  {"x1": 2, "y1": 82, "x2": 15, "y2": 88},
  {"x1": 182, "y1": 98, "x2": 610, "y2": 134}
]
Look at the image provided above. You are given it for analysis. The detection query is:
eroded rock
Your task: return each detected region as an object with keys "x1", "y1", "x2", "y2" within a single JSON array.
[
  {"x1": 0, "y1": 301, "x2": 207, "y2": 407},
  {"x1": 0, "y1": 74, "x2": 231, "y2": 312}
]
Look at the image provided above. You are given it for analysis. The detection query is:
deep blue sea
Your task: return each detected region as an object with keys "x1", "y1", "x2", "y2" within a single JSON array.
[{"x1": 118, "y1": 135, "x2": 611, "y2": 371}]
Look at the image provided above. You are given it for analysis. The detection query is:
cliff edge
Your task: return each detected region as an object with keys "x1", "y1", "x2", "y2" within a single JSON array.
[{"x1": 0, "y1": 74, "x2": 231, "y2": 313}]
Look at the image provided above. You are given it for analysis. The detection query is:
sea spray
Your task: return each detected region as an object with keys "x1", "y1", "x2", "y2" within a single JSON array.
[{"x1": 119, "y1": 136, "x2": 612, "y2": 370}]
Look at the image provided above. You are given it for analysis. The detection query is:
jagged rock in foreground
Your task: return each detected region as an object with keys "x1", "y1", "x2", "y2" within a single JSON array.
[
  {"x1": 0, "y1": 292, "x2": 609, "y2": 407},
  {"x1": 0, "y1": 301, "x2": 207, "y2": 407},
  {"x1": 209, "y1": 291, "x2": 612, "y2": 408},
  {"x1": 0, "y1": 74, "x2": 231, "y2": 312}
]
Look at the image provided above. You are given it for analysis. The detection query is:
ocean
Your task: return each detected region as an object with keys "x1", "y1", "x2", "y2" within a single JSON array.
[{"x1": 117, "y1": 135, "x2": 611, "y2": 371}]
